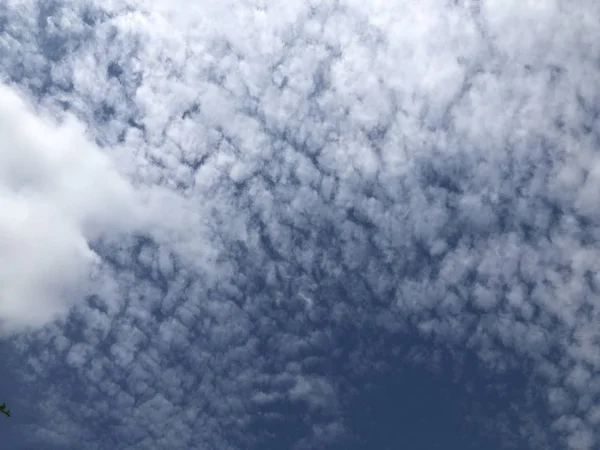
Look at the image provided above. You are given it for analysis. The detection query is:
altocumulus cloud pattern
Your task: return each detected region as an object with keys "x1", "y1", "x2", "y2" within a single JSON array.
[{"x1": 0, "y1": 0, "x2": 599, "y2": 449}]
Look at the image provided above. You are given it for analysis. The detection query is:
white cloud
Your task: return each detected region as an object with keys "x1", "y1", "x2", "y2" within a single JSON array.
[
  {"x1": 0, "y1": 82, "x2": 140, "y2": 335},
  {"x1": 1, "y1": 0, "x2": 599, "y2": 449}
]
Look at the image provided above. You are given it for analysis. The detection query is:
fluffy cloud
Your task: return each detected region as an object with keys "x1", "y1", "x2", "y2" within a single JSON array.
[
  {"x1": 0, "y1": 0, "x2": 599, "y2": 449},
  {"x1": 0, "y1": 83, "x2": 140, "y2": 335}
]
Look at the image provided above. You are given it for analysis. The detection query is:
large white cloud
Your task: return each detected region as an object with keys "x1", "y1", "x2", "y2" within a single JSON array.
[{"x1": 0, "y1": 83, "x2": 140, "y2": 335}]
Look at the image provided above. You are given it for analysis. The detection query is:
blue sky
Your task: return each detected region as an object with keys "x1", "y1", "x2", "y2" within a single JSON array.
[{"x1": 1, "y1": 0, "x2": 599, "y2": 448}]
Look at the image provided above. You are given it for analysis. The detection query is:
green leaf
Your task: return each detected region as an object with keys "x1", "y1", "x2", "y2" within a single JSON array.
[{"x1": 0, "y1": 403, "x2": 11, "y2": 417}]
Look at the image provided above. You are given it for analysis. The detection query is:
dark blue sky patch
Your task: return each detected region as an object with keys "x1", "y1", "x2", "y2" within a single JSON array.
[{"x1": 244, "y1": 321, "x2": 555, "y2": 450}]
